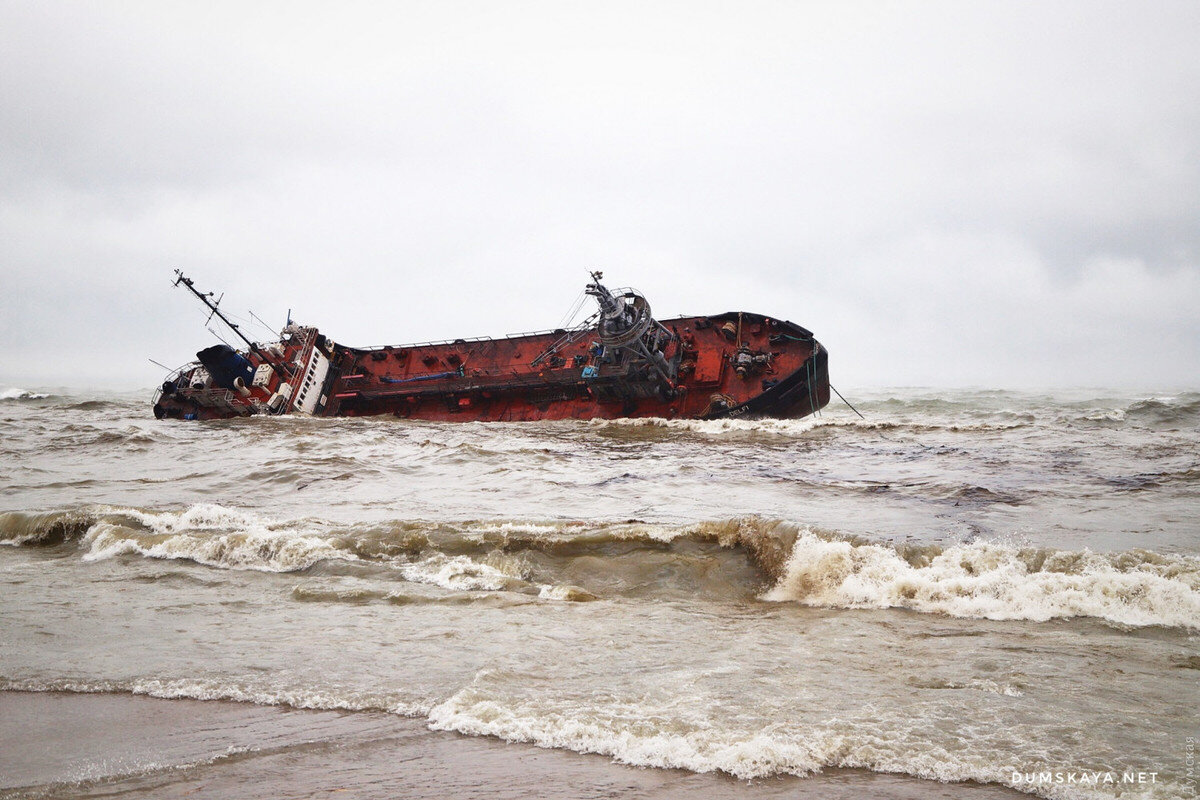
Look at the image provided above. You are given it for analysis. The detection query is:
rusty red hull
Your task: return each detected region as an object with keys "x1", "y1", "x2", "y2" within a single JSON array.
[
  {"x1": 331, "y1": 313, "x2": 829, "y2": 422},
  {"x1": 154, "y1": 277, "x2": 830, "y2": 423}
]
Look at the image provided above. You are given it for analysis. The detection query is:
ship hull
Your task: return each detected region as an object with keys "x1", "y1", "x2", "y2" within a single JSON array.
[
  {"x1": 720, "y1": 343, "x2": 830, "y2": 421},
  {"x1": 326, "y1": 312, "x2": 829, "y2": 422},
  {"x1": 154, "y1": 310, "x2": 830, "y2": 423}
]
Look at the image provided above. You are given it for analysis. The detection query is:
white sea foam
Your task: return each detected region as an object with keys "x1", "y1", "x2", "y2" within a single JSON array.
[
  {"x1": 910, "y1": 677, "x2": 1025, "y2": 697},
  {"x1": 0, "y1": 676, "x2": 428, "y2": 717},
  {"x1": 80, "y1": 503, "x2": 353, "y2": 572},
  {"x1": 3, "y1": 674, "x2": 1178, "y2": 799},
  {"x1": 395, "y1": 551, "x2": 529, "y2": 592},
  {"x1": 764, "y1": 530, "x2": 1200, "y2": 629},
  {"x1": 587, "y1": 415, "x2": 819, "y2": 436},
  {"x1": 0, "y1": 387, "x2": 48, "y2": 400},
  {"x1": 470, "y1": 521, "x2": 571, "y2": 536},
  {"x1": 129, "y1": 677, "x2": 428, "y2": 716},
  {"x1": 537, "y1": 583, "x2": 599, "y2": 602},
  {"x1": 957, "y1": 679, "x2": 1024, "y2": 697},
  {"x1": 427, "y1": 678, "x2": 831, "y2": 780},
  {"x1": 426, "y1": 677, "x2": 1145, "y2": 799}
]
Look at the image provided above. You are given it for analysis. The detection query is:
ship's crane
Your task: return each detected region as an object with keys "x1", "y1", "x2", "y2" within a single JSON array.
[{"x1": 584, "y1": 272, "x2": 677, "y2": 393}]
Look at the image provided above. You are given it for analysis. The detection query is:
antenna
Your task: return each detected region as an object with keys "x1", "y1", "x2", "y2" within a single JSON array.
[
  {"x1": 205, "y1": 293, "x2": 224, "y2": 325},
  {"x1": 173, "y1": 270, "x2": 289, "y2": 378},
  {"x1": 207, "y1": 326, "x2": 234, "y2": 347},
  {"x1": 248, "y1": 310, "x2": 278, "y2": 337}
]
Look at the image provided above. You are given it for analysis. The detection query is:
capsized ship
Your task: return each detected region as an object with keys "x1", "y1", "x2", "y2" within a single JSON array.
[{"x1": 153, "y1": 271, "x2": 830, "y2": 422}]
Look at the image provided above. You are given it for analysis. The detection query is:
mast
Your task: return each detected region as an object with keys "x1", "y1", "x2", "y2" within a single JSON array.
[{"x1": 173, "y1": 270, "x2": 290, "y2": 378}]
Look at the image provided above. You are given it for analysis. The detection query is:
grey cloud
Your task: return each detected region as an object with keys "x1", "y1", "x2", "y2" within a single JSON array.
[{"x1": 1, "y1": 0, "x2": 1197, "y2": 390}]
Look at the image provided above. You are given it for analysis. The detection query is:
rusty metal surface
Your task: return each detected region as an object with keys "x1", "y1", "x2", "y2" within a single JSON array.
[
  {"x1": 154, "y1": 312, "x2": 829, "y2": 422},
  {"x1": 327, "y1": 312, "x2": 826, "y2": 422}
]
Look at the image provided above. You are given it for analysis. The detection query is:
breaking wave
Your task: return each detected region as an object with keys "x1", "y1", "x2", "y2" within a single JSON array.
[
  {"x1": 585, "y1": 413, "x2": 1034, "y2": 438},
  {"x1": 0, "y1": 510, "x2": 96, "y2": 546},
  {"x1": 3, "y1": 671, "x2": 1181, "y2": 800},
  {"x1": 587, "y1": 415, "x2": 819, "y2": 438},
  {"x1": 3, "y1": 506, "x2": 1197, "y2": 630},
  {"x1": 1119, "y1": 395, "x2": 1200, "y2": 427},
  {"x1": 764, "y1": 528, "x2": 1200, "y2": 629},
  {"x1": 0, "y1": 676, "x2": 429, "y2": 718},
  {"x1": 77, "y1": 505, "x2": 356, "y2": 573},
  {"x1": 426, "y1": 673, "x2": 1033, "y2": 787},
  {"x1": 581, "y1": 393, "x2": 1200, "y2": 436},
  {"x1": 0, "y1": 674, "x2": 1027, "y2": 795},
  {"x1": 0, "y1": 387, "x2": 50, "y2": 401}
]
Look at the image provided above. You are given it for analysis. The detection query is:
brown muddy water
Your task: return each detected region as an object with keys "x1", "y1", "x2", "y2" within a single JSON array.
[{"x1": 1, "y1": 387, "x2": 1198, "y2": 799}]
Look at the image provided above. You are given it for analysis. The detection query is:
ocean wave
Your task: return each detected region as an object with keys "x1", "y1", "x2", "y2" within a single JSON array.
[
  {"x1": 0, "y1": 674, "x2": 1182, "y2": 799},
  {"x1": 424, "y1": 672, "x2": 1152, "y2": 799},
  {"x1": 1, "y1": 508, "x2": 771, "y2": 602},
  {"x1": 578, "y1": 395, "x2": 1200, "y2": 436},
  {"x1": 394, "y1": 551, "x2": 533, "y2": 592},
  {"x1": 79, "y1": 505, "x2": 355, "y2": 573},
  {"x1": 427, "y1": 677, "x2": 838, "y2": 781},
  {"x1": 1062, "y1": 394, "x2": 1200, "y2": 429},
  {"x1": 0, "y1": 510, "x2": 96, "y2": 546},
  {"x1": 586, "y1": 415, "x2": 820, "y2": 439},
  {"x1": 33, "y1": 424, "x2": 163, "y2": 450},
  {"x1": 933, "y1": 483, "x2": 1026, "y2": 505},
  {"x1": 764, "y1": 529, "x2": 1200, "y2": 629},
  {"x1": 84, "y1": 427, "x2": 160, "y2": 447},
  {"x1": 0, "y1": 675, "x2": 428, "y2": 718},
  {"x1": 6, "y1": 505, "x2": 1198, "y2": 628},
  {"x1": 0, "y1": 387, "x2": 50, "y2": 401},
  {"x1": 906, "y1": 677, "x2": 1024, "y2": 697},
  {"x1": 1104, "y1": 468, "x2": 1200, "y2": 491},
  {"x1": 60, "y1": 399, "x2": 121, "y2": 411},
  {"x1": 288, "y1": 579, "x2": 591, "y2": 606},
  {"x1": 585, "y1": 414, "x2": 1035, "y2": 438},
  {"x1": 290, "y1": 582, "x2": 397, "y2": 605},
  {"x1": 809, "y1": 418, "x2": 1035, "y2": 435},
  {"x1": 1122, "y1": 396, "x2": 1200, "y2": 427},
  {"x1": 0, "y1": 675, "x2": 1025, "y2": 789}
]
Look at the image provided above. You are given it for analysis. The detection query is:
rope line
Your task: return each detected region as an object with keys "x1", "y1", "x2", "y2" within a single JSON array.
[{"x1": 830, "y1": 383, "x2": 865, "y2": 419}]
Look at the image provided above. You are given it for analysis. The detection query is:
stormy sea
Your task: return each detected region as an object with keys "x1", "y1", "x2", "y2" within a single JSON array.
[{"x1": 1, "y1": 386, "x2": 1197, "y2": 800}]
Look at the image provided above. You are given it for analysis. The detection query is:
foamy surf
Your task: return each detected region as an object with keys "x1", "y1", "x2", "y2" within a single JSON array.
[
  {"x1": 0, "y1": 676, "x2": 430, "y2": 718},
  {"x1": 5, "y1": 505, "x2": 1199, "y2": 628},
  {"x1": 586, "y1": 415, "x2": 820, "y2": 436},
  {"x1": 79, "y1": 504, "x2": 356, "y2": 573},
  {"x1": 427, "y1": 676, "x2": 838, "y2": 780},
  {"x1": 424, "y1": 670, "x2": 1146, "y2": 799},
  {"x1": 0, "y1": 387, "x2": 50, "y2": 400},
  {"x1": 395, "y1": 551, "x2": 530, "y2": 592},
  {"x1": 764, "y1": 529, "x2": 1200, "y2": 630},
  {"x1": 4, "y1": 387, "x2": 1195, "y2": 800},
  {"x1": 2, "y1": 674, "x2": 1177, "y2": 800}
]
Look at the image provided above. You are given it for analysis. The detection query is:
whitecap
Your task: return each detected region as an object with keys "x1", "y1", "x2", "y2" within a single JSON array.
[{"x1": 763, "y1": 530, "x2": 1200, "y2": 629}]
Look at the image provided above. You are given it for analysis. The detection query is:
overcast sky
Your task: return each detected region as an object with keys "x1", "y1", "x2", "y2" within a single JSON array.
[{"x1": 1, "y1": 0, "x2": 1197, "y2": 391}]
